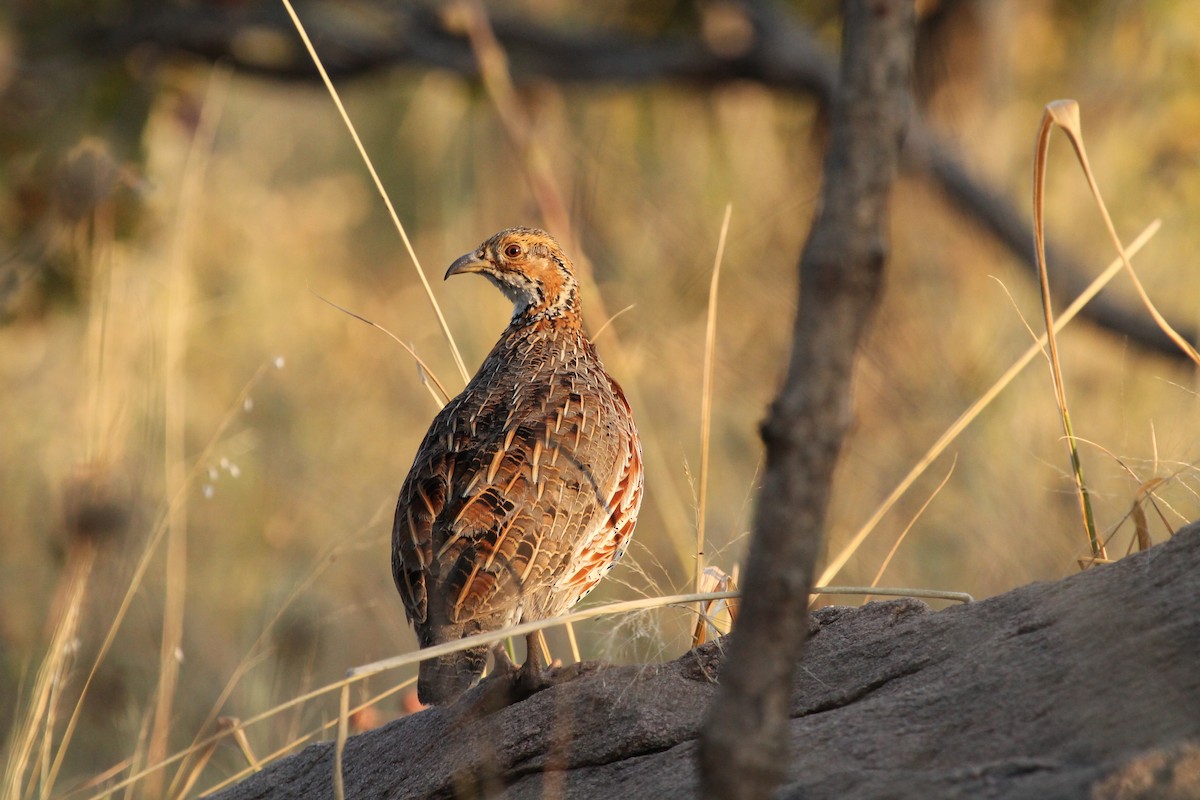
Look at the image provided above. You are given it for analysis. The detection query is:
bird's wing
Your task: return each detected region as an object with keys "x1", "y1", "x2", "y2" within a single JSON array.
[
  {"x1": 393, "y1": 364, "x2": 640, "y2": 632},
  {"x1": 552, "y1": 379, "x2": 643, "y2": 604}
]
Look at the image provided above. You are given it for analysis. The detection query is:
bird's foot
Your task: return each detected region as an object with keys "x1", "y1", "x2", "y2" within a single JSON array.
[
  {"x1": 488, "y1": 642, "x2": 520, "y2": 679},
  {"x1": 512, "y1": 657, "x2": 604, "y2": 700},
  {"x1": 456, "y1": 655, "x2": 605, "y2": 718}
]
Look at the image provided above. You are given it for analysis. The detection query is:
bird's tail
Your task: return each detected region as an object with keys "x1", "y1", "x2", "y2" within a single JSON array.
[{"x1": 417, "y1": 645, "x2": 488, "y2": 705}]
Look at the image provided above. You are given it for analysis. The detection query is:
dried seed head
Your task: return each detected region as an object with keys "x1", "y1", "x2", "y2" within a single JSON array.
[
  {"x1": 62, "y1": 461, "x2": 131, "y2": 547},
  {"x1": 54, "y1": 139, "x2": 124, "y2": 223}
]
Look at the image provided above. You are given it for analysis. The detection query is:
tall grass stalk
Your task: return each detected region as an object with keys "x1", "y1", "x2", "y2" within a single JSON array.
[
  {"x1": 1032, "y1": 101, "x2": 1102, "y2": 560},
  {"x1": 1033, "y1": 99, "x2": 1198, "y2": 564},
  {"x1": 280, "y1": 0, "x2": 470, "y2": 384},
  {"x1": 35, "y1": 158, "x2": 122, "y2": 800},
  {"x1": 144, "y1": 63, "x2": 229, "y2": 800},
  {"x1": 697, "y1": 205, "x2": 732, "y2": 610}
]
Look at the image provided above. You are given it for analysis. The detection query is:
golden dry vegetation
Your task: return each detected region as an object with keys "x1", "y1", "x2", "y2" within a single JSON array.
[{"x1": 2, "y1": 2, "x2": 1198, "y2": 796}]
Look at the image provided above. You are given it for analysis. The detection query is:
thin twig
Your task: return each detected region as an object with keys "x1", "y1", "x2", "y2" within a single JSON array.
[
  {"x1": 863, "y1": 456, "x2": 957, "y2": 603},
  {"x1": 311, "y1": 290, "x2": 450, "y2": 407}
]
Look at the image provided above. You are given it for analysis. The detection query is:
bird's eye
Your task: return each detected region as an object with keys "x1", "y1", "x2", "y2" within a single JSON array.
[{"x1": 503, "y1": 243, "x2": 522, "y2": 258}]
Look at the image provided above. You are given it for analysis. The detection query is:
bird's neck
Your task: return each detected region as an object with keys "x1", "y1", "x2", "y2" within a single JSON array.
[
  {"x1": 509, "y1": 281, "x2": 581, "y2": 328},
  {"x1": 507, "y1": 303, "x2": 584, "y2": 338}
]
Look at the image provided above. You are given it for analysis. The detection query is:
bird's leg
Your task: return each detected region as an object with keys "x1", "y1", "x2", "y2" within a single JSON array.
[
  {"x1": 489, "y1": 640, "x2": 520, "y2": 679},
  {"x1": 515, "y1": 631, "x2": 548, "y2": 695},
  {"x1": 515, "y1": 630, "x2": 602, "y2": 697},
  {"x1": 451, "y1": 641, "x2": 524, "y2": 718},
  {"x1": 529, "y1": 631, "x2": 548, "y2": 670},
  {"x1": 457, "y1": 630, "x2": 607, "y2": 715}
]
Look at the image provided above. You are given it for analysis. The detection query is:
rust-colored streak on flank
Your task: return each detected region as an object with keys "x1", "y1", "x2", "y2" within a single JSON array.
[
  {"x1": 485, "y1": 447, "x2": 505, "y2": 485},
  {"x1": 391, "y1": 228, "x2": 644, "y2": 704},
  {"x1": 530, "y1": 439, "x2": 543, "y2": 484}
]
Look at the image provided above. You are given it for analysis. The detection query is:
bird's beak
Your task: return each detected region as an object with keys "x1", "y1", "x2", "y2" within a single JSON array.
[{"x1": 445, "y1": 251, "x2": 490, "y2": 280}]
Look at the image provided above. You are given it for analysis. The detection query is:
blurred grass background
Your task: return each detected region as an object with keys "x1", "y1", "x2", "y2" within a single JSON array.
[{"x1": 2, "y1": 1, "x2": 1199, "y2": 794}]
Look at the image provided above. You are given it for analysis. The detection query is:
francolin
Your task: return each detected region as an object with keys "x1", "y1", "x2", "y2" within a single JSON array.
[{"x1": 392, "y1": 228, "x2": 643, "y2": 705}]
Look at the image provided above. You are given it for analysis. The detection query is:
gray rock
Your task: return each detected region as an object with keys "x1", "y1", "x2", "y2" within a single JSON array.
[{"x1": 211, "y1": 522, "x2": 1200, "y2": 799}]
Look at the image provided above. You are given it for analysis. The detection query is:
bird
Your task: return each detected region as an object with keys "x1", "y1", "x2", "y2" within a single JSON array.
[{"x1": 392, "y1": 227, "x2": 643, "y2": 706}]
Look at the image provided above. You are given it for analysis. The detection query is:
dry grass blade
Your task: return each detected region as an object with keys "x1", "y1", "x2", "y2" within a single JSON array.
[
  {"x1": 196, "y1": 678, "x2": 414, "y2": 798},
  {"x1": 347, "y1": 590, "x2": 741, "y2": 681},
  {"x1": 227, "y1": 719, "x2": 260, "y2": 771},
  {"x1": 1046, "y1": 104, "x2": 1200, "y2": 366},
  {"x1": 279, "y1": 0, "x2": 470, "y2": 384},
  {"x1": 1032, "y1": 99, "x2": 1102, "y2": 561},
  {"x1": 347, "y1": 585, "x2": 970, "y2": 681},
  {"x1": 3, "y1": 545, "x2": 92, "y2": 800},
  {"x1": 863, "y1": 455, "x2": 957, "y2": 602},
  {"x1": 697, "y1": 205, "x2": 733, "y2": 612},
  {"x1": 311, "y1": 290, "x2": 450, "y2": 407},
  {"x1": 591, "y1": 304, "x2": 637, "y2": 341},
  {"x1": 166, "y1": 721, "x2": 224, "y2": 800},
  {"x1": 691, "y1": 566, "x2": 739, "y2": 647},
  {"x1": 816, "y1": 587, "x2": 973, "y2": 603},
  {"x1": 816, "y1": 219, "x2": 1160, "y2": 587},
  {"x1": 1129, "y1": 485, "x2": 1151, "y2": 553},
  {"x1": 73, "y1": 757, "x2": 133, "y2": 794},
  {"x1": 564, "y1": 620, "x2": 582, "y2": 664},
  {"x1": 123, "y1": 713, "x2": 151, "y2": 800},
  {"x1": 1128, "y1": 477, "x2": 1169, "y2": 553}
]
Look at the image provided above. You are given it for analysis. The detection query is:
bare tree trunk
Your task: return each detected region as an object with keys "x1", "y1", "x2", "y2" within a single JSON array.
[{"x1": 697, "y1": 2, "x2": 914, "y2": 798}]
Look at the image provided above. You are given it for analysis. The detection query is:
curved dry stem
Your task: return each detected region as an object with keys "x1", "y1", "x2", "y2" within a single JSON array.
[
  {"x1": 591, "y1": 304, "x2": 637, "y2": 341},
  {"x1": 1033, "y1": 99, "x2": 1101, "y2": 560},
  {"x1": 865, "y1": 455, "x2": 957, "y2": 595},
  {"x1": 311, "y1": 290, "x2": 450, "y2": 407},
  {"x1": 1045, "y1": 102, "x2": 1200, "y2": 366}
]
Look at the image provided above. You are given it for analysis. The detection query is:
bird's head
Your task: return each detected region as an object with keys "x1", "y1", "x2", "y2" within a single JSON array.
[{"x1": 445, "y1": 227, "x2": 580, "y2": 324}]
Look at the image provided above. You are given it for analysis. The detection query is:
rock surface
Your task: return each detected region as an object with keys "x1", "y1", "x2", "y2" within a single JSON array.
[{"x1": 213, "y1": 523, "x2": 1200, "y2": 799}]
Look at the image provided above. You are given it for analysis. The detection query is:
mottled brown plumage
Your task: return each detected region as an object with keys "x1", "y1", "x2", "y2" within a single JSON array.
[{"x1": 392, "y1": 228, "x2": 643, "y2": 705}]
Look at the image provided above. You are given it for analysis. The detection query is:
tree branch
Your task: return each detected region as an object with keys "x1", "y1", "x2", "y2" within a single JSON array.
[
  {"x1": 696, "y1": 2, "x2": 914, "y2": 798},
  {"x1": 78, "y1": 0, "x2": 1197, "y2": 360}
]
